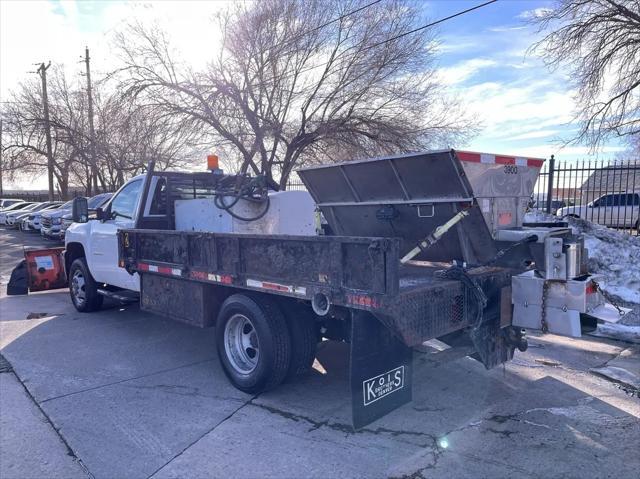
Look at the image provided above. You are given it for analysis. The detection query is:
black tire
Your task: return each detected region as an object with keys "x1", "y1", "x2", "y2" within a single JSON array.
[
  {"x1": 280, "y1": 301, "x2": 318, "y2": 381},
  {"x1": 216, "y1": 294, "x2": 291, "y2": 394},
  {"x1": 68, "y1": 257, "x2": 103, "y2": 312}
]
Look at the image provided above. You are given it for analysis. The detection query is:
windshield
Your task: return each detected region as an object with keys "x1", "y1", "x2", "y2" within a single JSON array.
[
  {"x1": 16, "y1": 203, "x2": 39, "y2": 212},
  {"x1": 88, "y1": 193, "x2": 112, "y2": 209},
  {"x1": 30, "y1": 203, "x2": 52, "y2": 212},
  {"x1": 2, "y1": 202, "x2": 29, "y2": 212}
]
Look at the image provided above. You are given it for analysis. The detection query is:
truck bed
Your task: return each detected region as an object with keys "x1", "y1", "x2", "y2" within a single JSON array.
[{"x1": 118, "y1": 229, "x2": 512, "y2": 347}]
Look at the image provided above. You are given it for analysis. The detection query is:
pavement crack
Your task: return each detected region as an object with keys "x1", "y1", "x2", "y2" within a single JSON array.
[
  {"x1": 146, "y1": 393, "x2": 258, "y2": 479},
  {"x1": 250, "y1": 402, "x2": 440, "y2": 448},
  {"x1": 40, "y1": 358, "x2": 215, "y2": 403}
]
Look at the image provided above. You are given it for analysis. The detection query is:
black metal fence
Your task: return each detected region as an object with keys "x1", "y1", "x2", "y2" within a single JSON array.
[
  {"x1": 534, "y1": 156, "x2": 639, "y2": 235},
  {"x1": 285, "y1": 179, "x2": 307, "y2": 191},
  {"x1": 1, "y1": 188, "x2": 87, "y2": 202}
]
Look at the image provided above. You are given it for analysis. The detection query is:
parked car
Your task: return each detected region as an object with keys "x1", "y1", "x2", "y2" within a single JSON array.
[
  {"x1": 20, "y1": 202, "x2": 64, "y2": 231},
  {"x1": 6, "y1": 202, "x2": 61, "y2": 228},
  {"x1": 61, "y1": 193, "x2": 113, "y2": 238},
  {"x1": 0, "y1": 202, "x2": 34, "y2": 225},
  {"x1": 40, "y1": 200, "x2": 74, "y2": 239},
  {"x1": 41, "y1": 193, "x2": 112, "y2": 240},
  {"x1": 0, "y1": 199, "x2": 24, "y2": 209},
  {"x1": 556, "y1": 192, "x2": 640, "y2": 228}
]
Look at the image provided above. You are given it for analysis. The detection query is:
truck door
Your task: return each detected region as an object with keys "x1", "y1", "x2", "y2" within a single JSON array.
[{"x1": 89, "y1": 179, "x2": 143, "y2": 291}]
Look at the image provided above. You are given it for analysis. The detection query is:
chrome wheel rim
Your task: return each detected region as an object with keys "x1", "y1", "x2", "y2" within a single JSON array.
[
  {"x1": 71, "y1": 269, "x2": 86, "y2": 306},
  {"x1": 224, "y1": 314, "x2": 260, "y2": 374}
]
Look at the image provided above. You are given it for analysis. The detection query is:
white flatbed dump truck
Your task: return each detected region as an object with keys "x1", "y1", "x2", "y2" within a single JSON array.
[{"x1": 12, "y1": 149, "x2": 628, "y2": 429}]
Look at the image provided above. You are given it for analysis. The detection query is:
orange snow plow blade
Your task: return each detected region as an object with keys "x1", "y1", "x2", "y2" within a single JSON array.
[{"x1": 11, "y1": 247, "x2": 68, "y2": 293}]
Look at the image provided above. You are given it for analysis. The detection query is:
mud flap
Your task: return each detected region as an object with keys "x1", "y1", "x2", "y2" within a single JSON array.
[
  {"x1": 350, "y1": 311, "x2": 413, "y2": 429},
  {"x1": 7, "y1": 260, "x2": 28, "y2": 295}
]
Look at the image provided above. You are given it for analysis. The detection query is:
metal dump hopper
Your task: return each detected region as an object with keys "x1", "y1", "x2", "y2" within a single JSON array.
[{"x1": 297, "y1": 149, "x2": 544, "y2": 263}]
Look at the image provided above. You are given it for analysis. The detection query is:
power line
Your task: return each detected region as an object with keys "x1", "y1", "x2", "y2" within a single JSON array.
[
  {"x1": 232, "y1": 0, "x2": 498, "y2": 92},
  {"x1": 264, "y1": 0, "x2": 384, "y2": 52},
  {"x1": 254, "y1": 0, "x2": 499, "y2": 87},
  {"x1": 370, "y1": 0, "x2": 498, "y2": 49}
]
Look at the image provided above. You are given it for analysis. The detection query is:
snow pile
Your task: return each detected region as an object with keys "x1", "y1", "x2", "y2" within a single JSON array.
[
  {"x1": 522, "y1": 211, "x2": 640, "y2": 304},
  {"x1": 568, "y1": 218, "x2": 640, "y2": 304},
  {"x1": 523, "y1": 209, "x2": 558, "y2": 223}
]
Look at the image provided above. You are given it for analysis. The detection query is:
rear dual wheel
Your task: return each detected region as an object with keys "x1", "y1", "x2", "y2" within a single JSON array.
[{"x1": 216, "y1": 294, "x2": 318, "y2": 394}]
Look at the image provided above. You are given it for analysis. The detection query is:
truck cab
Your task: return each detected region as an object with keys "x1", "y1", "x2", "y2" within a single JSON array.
[{"x1": 64, "y1": 175, "x2": 154, "y2": 295}]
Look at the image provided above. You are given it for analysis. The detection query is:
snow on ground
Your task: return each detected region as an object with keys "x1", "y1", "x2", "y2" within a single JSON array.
[
  {"x1": 566, "y1": 218, "x2": 639, "y2": 305},
  {"x1": 524, "y1": 210, "x2": 640, "y2": 305}
]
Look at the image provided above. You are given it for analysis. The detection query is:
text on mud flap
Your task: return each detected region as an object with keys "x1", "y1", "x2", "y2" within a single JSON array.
[{"x1": 363, "y1": 366, "x2": 405, "y2": 406}]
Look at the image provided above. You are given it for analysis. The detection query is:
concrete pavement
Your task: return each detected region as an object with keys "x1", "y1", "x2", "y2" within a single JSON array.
[
  {"x1": 1, "y1": 227, "x2": 639, "y2": 478},
  {"x1": 0, "y1": 370, "x2": 87, "y2": 479}
]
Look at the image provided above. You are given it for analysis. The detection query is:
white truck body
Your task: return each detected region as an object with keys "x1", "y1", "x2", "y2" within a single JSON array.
[
  {"x1": 65, "y1": 176, "x2": 146, "y2": 291},
  {"x1": 65, "y1": 175, "x2": 316, "y2": 292}
]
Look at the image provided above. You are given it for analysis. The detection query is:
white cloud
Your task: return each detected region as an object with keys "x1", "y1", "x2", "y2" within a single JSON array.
[
  {"x1": 517, "y1": 8, "x2": 553, "y2": 20},
  {"x1": 488, "y1": 25, "x2": 527, "y2": 33},
  {"x1": 437, "y1": 58, "x2": 497, "y2": 85},
  {"x1": 0, "y1": 0, "x2": 232, "y2": 100},
  {"x1": 507, "y1": 129, "x2": 563, "y2": 141}
]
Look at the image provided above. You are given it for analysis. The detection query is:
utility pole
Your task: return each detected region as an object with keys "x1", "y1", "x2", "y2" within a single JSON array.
[
  {"x1": 83, "y1": 46, "x2": 98, "y2": 195},
  {"x1": 37, "y1": 61, "x2": 55, "y2": 201}
]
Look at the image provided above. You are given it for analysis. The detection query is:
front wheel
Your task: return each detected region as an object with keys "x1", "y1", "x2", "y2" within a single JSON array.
[
  {"x1": 216, "y1": 294, "x2": 291, "y2": 394},
  {"x1": 69, "y1": 258, "x2": 103, "y2": 312}
]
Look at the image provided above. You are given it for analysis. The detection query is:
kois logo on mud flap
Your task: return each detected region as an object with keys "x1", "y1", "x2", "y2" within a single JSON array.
[{"x1": 363, "y1": 366, "x2": 405, "y2": 406}]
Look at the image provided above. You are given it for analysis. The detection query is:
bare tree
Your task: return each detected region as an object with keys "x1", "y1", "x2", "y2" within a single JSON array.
[
  {"x1": 116, "y1": 0, "x2": 476, "y2": 189},
  {"x1": 530, "y1": 0, "x2": 640, "y2": 149},
  {"x1": 1, "y1": 70, "x2": 76, "y2": 198},
  {"x1": 1, "y1": 66, "x2": 201, "y2": 197},
  {"x1": 93, "y1": 96, "x2": 201, "y2": 190}
]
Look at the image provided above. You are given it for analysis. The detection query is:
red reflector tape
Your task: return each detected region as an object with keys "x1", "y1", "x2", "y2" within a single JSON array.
[
  {"x1": 189, "y1": 270, "x2": 233, "y2": 284},
  {"x1": 456, "y1": 150, "x2": 544, "y2": 168},
  {"x1": 456, "y1": 151, "x2": 481, "y2": 163},
  {"x1": 137, "y1": 263, "x2": 181, "y2": 276},
  {"x1": 246, "y1": 279, "x2": 306, "y2": 296},
  {"x1": 346, "y1": 294, "x2": 380, "y2": 309}
]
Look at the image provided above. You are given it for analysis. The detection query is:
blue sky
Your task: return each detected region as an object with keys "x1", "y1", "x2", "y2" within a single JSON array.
[
  {"x1": 0, "y1": 1, "x2": 625, "y2": 188},
  {"x1": 424, "y1": 0, "x2": 624, "y2": 160}
]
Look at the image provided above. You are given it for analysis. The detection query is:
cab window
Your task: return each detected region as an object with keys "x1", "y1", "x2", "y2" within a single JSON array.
[
  {"x1": 110, "y1": 180, "x2": 143, "y2": 220},
  {"x1": 149, "y1": 178, "x2": 167, "y2": 215},
  {"x1": 593, "y1": 195, "x2": 613, "y2": 207}
]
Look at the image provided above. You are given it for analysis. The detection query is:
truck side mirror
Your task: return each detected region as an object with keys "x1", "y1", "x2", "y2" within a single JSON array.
[
  {"x1": 95, "y1": 207, "x2": 106, "y2": 221},
  {"x1": 71, "y1": 197, "x2": 89, "y2": 223}
]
